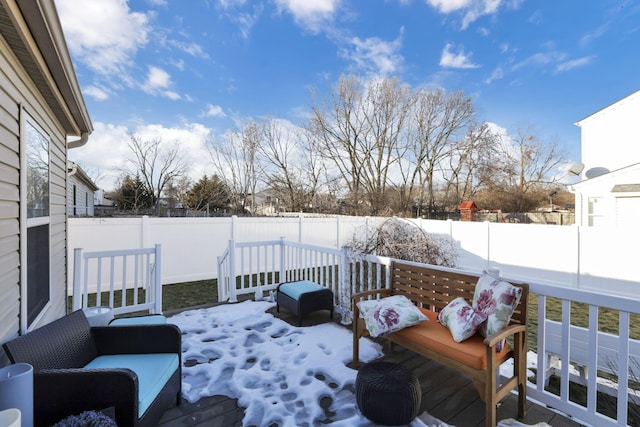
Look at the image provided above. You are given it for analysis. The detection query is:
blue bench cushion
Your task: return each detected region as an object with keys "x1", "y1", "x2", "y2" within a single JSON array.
[
  {"x1": 84, "y1": 353, "x2": 178, "y2": 417},
  {"x1": 109, "y1": 315, "x2": 167, "y2": 326},
  {"x1": 279, "y1": 280, "x2": 325, "y2": 301}
]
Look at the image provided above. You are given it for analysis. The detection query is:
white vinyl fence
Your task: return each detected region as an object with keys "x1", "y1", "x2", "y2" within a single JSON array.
[{"x1": 68, "y1": 215, "x2": 640, "y2": 300}]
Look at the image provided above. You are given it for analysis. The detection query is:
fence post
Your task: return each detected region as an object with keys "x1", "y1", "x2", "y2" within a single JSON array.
[
  {"x1": 72, "y1": 248, "x2": 83, "y2": 310},
  {"x1": 299, "y1": 213, "x2": 303, "y2": 243},
  {"x1": 228, "y1": 239, "x2": 237, "y2": 303},
  {"x1": 154, "y1": 244, "x2": 162, "y2": 314}
]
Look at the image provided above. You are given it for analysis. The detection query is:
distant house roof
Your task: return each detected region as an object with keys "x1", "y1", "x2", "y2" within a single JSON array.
[
  {"x1": 575, "y1": 89, "x2": 640, "y2": 126},
  {"x1": 1, "y1": 0, "x2": 93, "y2": 144},
  {"x1": 459, "y1": 201, "x2": 478, "y2": 210},
  {"x1": 611, "y1": 184, "x2": 640, "y2": 193},
  {"x1": 68, "y1": 162, "x2": 99, "y2": 191}
]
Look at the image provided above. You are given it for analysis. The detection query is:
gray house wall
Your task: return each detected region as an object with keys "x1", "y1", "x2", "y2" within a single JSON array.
[
  {"x1": 0, "y1": 34, "x2": 68, "y2": 346},
  {"x1": 0, "y1": 0, "x2": 93, "y2": 365}
]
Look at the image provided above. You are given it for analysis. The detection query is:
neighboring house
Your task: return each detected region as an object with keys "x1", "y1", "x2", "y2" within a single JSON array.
[
  {"x1": 0, "y1": 0, "x2": 93, "y2": 356},
  {"x1": 67, "y1": 161, "x2": 98, "y2": 216},
  {"x1": 570, "y1": 90, "x2": 640, "y2": 227}
]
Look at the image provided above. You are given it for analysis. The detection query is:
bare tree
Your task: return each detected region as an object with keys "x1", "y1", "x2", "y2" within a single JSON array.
[
  {"x1": 441, "y1": 122, "x2": 499, "y2": 210},
  {"x1": 127, "y1": 135, "x2": 187, "y2": 215},
  {"x1": 477, "y1": 124, "x2": 567, "y2": 211},
  {"x1": 308, "y1": 75, "x2": 410, "y2": 215},
  {"x1": 404, "y1": 89, "x2": 477, "y2": 217},
  {"x1": 209, "y1": 121, "x2": 260, "y2": 214}
]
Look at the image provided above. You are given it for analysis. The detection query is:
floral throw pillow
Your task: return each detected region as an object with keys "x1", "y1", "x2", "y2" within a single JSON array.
[
  {"x1": 472, "y1": 272, "x2": 523, "y2": 351},
  {"x1": 357, "y1": 295, "x2": 428, "y2": 338},
  {"x1": 437, "y1": 297, "x2": 488, "y2": 342}
]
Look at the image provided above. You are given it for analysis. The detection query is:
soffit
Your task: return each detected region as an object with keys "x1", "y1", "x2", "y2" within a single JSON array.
[{"x1": 0, "y1": 0, "x2": 92, "y2": 136}]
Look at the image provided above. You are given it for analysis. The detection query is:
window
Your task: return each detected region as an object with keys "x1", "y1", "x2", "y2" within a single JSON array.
[
  {"x1": 23, "y1": 115, "x2": 50, "y2": 327},
  {"x1": 587, "y1": 197, "x2": 604, "y2": 226}
]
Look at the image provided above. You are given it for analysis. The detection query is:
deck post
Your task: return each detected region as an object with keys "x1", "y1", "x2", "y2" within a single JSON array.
[
  {"x1": 72, "y1": 248, "x2": 83, "y2": 310},
  {"x1": 228, "y1": 239, "x2": 237, "y2": 302},
  {"x1": 153, "y1": 244, "x2": 162, "y2": 314}
]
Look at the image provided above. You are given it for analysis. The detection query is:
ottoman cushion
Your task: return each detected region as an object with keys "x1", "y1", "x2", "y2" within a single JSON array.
[{"x1": 278, "y1": 280, "x2": 324, "y2": 300}]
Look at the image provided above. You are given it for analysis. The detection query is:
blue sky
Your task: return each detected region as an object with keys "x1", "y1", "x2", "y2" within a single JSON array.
[{"x1": 57, "y1": 0, "x2": 640, "y2": 191}]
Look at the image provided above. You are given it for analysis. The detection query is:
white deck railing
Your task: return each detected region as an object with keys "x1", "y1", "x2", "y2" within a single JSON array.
[
  {"x1": 72, "y1": 244, "x2": 162, "y2": 316},
  {"x1": 218, "y1": 239, "x2": 640, "y2": 427}
]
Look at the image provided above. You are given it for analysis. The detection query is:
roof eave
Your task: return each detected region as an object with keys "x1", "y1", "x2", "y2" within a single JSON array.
[{"x1": 6, "y1": 0, "x2": 92, "y2": 142}]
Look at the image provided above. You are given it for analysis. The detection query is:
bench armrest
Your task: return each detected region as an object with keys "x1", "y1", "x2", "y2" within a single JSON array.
[
  {"x1": 34, "y1": 368, "x2": 138, "y2": 426},
  {"x1": 92, "y1": 324, "x2": 181, "y2": 355},
  {"x1": 483, "y1": 324, "x2": 527, "y2": 348}
]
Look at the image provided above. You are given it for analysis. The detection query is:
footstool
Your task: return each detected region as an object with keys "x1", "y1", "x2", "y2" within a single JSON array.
[
  {"x1": 276, "y1": 280, "x2": 334, "y2": 326},
  {"x1": 356, "y1": 361, "x2": 421, "y2": 425}
]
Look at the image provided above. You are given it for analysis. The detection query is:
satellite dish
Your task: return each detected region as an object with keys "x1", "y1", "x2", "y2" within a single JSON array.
[
  {"x1": 568, "y1": 162, "x2": 584, "y2": 176},
  {"x1": 584, "y1": 167, "x2": 610, "y2": 179}
]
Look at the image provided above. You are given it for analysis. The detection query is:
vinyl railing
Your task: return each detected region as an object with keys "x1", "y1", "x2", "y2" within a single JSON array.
[
  {"x1": 218, "y1": 239, "x2": 640, "y2": 427},
  {"x1": 72, "y1": 244, "x2": 162, "y2": 316}
]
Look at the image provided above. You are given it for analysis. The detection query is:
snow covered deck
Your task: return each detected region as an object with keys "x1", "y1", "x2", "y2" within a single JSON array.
[{"x1": 156, "y1": 304, "x2": 583, "y2": 427}]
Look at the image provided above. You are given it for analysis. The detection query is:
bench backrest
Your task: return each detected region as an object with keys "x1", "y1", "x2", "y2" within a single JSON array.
[
  {"x1": 390, "y1": 261, "x2": 529, "y2": 327},
  {"x1": 3, "y1": 310, "x2": 98, "y2": 370}
]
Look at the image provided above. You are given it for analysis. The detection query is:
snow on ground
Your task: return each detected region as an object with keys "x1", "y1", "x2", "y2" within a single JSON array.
[{"x1": 169, "y1": 301, "x2": 387, "y2": 426}]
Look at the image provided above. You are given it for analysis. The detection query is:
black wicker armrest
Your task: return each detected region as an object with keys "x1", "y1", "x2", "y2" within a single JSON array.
[
  {"x1": 91, "y1": 324, "x2": 181, "y2": 355},
  {"x1": 34, "y1": 368, "x2": 138, "y2": 427}
]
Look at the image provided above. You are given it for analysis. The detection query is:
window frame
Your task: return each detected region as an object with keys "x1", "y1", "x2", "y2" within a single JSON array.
[{"x1": 20, "y1": 109, "x2": 52, "y2": 332}]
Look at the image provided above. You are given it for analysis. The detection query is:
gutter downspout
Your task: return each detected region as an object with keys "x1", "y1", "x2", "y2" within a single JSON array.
[{"x1": 68, "y1": 132, "x2": 90, "y2": 149}]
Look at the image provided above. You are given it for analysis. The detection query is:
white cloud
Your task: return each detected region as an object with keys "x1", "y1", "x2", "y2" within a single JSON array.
[
  {"x1": 485, "y1": 66, "x2": 504, "y2": 84},
  {"x1": 426, "y1": 0, "x2": 512, "y2": 30},
  {"x1": 555, "y1": 56, "x2": 595, "y2": 73},
  {"x1": 215, "y1": 1, "x2": 263, "y2": 39},
  {"x1": 55, "y1": 0, "x2": 151, "y2": 76},
  {"x1": 70, "y1": 121, "x2": 214, "y2": 191},
  {"x1": 274, "y1": 0, "x2": 340, "y2": 33},
  {"x1": 167, "y1": 40, "x2": 209, "y2": 58},
  {"x1": 341, "y1": 30, "x2": 404, "y2": 76},
  {"x1": 511, "y1": 51, "x2": 566, "y2": 72},
  {"x1": 427, "y1": 0, "x2": 471, "y2": 14},
  {"x1": 439, "y1": 43, "x2": 479, "y2": 69},
  {"x1": 142, "y1": 66, "x2": 182, "y2": 99},
  {"x1": 84, "y1": 85, "x2": 110, "y2": 101},
  {"x1": 201, "y1": 104, "x2": 227, "y2": 118}
]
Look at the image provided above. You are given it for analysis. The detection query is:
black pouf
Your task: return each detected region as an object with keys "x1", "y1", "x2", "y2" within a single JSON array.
[{"x1": 356, "y1": 361, "x2": 421, "y2": 425}]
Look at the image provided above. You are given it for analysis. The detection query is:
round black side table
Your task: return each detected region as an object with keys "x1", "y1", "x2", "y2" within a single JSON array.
[{"x1": 355, "y1": 361, "x2": 421, "y2": 425}]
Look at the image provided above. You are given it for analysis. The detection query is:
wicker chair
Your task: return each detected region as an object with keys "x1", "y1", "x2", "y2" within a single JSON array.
[{"x1": 2, "y1": 310, "x2": 181, "y2": 427}]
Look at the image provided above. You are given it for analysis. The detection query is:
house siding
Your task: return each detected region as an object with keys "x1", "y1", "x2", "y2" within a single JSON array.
[
  {"x1": 0, "y1": 30, "x2": 68, "y2": 353},
  {"x1": 68, "y1": 174, "x2": 96, "y2": 216}
]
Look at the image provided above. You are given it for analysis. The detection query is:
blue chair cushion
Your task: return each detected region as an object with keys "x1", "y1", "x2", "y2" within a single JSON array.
[
  {"x1": 84, "y1": 353, "x2": 178, "y2": 417},
  {"x1": 279, "y1": 280, "x2": 324, "y2": 301},
  {"x1": 109, "y1": 315, "x2": 167, "y2": 326}
]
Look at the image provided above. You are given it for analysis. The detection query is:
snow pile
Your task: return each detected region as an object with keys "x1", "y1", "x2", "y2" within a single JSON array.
[{"x1": 169, "y1": 301, "x2": 385, "y2": 426}]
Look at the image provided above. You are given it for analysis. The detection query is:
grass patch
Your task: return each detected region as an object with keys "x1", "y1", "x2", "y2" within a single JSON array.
[{"x1": 527, "y1": 293, "x2": 640, "y2": 352}]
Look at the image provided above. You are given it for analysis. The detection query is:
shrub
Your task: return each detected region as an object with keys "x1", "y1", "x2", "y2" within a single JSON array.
[{"x1": 345, "y1": 217, "x2": 458, "y2": 267}]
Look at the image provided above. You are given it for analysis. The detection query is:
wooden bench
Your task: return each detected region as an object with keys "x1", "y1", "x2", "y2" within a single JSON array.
[
  {"x1": 543, "y1": 319, "x2": 640, "y2": 393},
  {"x1": 352, "y1": 261, "x2": 529, "y2": 427}
]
